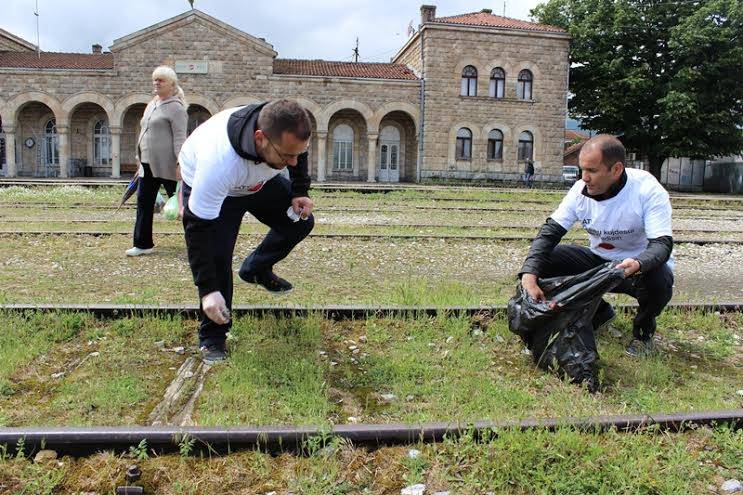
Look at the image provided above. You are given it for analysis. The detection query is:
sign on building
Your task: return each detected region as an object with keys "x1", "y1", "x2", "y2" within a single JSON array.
[{"x1": 175, "y1": 60, "x2": 208, "y2": 74}]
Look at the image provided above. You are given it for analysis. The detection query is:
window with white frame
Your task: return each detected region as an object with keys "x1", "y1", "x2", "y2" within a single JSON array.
[
  {"x1": 455, "y1": 128, "x2": 472, "y2": 160},
  {"x1": 332, "y1": 124, "x2": 353, "y2": 170},
  {"x1": 489, "y1": 68, "x2": 505, "y2": 98},
  {"x1": 517, "y1": 69, "x2": 533, "y2": 100},
  {"x1": 460, "y1": 65, "x2": 477, "y2": 96},
  {"x1": 44, "y1": 118, "x2": 59, "y2": 165},
  {"x1": 518, "y1": 131, "x2": 534, "y2": 161},
  {"x1": 93, "y1": 119, "x2": 111, "y2": 165},
  {"x1": 487, "y1": 129, "x2": 503, "y2": 160}
]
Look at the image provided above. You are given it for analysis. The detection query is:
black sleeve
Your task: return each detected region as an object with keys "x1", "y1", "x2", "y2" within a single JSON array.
[
  {"x1": 519, "y1": 218, "x2": 568, "y2": 277},
  {"x1": 182, "y1": 203, "x2": 221, "y2": 299},
  {"x1": 288, "y1": 151, "x2": 311, "y2": 198},
  {"x1": 635, "y1": 236, "x2": 673, "y2": 273}
]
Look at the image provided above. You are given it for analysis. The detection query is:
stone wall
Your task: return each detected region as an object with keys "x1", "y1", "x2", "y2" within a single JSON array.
[
  {"x1": 394, "y1": 36, "x2": 422, "y2": 76},
  {"x1": 418, "y1": 25, "x2": 569, "y2": 180}
]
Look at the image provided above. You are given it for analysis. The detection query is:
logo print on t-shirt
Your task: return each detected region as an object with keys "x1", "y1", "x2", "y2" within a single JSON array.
[
  {"x1": 248, "y1": 180, "x2": 265, "y2": 193},
  {"x1": 598, "y1": 242, "x2": 616, "y2": 250}
]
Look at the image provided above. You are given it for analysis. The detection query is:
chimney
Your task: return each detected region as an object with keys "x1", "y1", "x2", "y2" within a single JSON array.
[
  {"x1": 92, "y1": 44, "x2": 102, "y2": 54},
  {"x1": 481, "y1": 8, "x2": 492, "y2": 14},
  {"x1": 420, "y1": 5, "x2": 436, "y2": 24}
]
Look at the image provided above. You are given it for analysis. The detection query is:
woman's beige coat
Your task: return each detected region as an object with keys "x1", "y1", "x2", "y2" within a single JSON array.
[{"x1": 137, "y1": 96, "x2": 188, "y2": 181}]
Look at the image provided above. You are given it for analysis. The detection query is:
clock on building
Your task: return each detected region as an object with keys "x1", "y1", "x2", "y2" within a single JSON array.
[{"x1": 24, "y1": 137, "x2": 35, "y2": 148}]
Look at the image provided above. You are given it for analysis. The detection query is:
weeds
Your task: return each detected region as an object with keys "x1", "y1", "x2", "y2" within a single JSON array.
[{"x1": 129, "y1": 439, "x2": 149, "y2": 461}]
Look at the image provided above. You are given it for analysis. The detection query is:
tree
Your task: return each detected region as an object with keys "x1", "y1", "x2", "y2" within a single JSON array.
[{"x1": 532, "y1": 0, "x2": 743, "y2": 178}]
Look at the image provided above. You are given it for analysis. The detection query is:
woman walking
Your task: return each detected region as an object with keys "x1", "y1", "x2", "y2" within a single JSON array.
[{"x1": 126, "y1": 65, "x2": 188, "y2": 256}]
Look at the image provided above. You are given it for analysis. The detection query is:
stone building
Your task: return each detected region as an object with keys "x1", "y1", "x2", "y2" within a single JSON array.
[{"x1": 0, "y1": 5, "x2": 569, "y2": 182}]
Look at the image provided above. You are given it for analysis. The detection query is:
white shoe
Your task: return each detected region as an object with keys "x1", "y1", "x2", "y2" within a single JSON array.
[{"x1": 126, "y1": 246, "x2": 154, "y2": 257}]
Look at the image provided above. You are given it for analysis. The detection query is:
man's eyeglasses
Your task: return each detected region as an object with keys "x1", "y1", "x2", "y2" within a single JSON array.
[{"x1": 265, "y1": 136, "x2": 310, "y2": 166}]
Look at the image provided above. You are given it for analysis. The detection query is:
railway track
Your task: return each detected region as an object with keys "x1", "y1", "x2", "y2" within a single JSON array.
[
  {"x1": 1, "y1": 218, "x2": 740, "y2": 234},
  {"x1": 0, "y1": 229, "x2": 739, "y2": 245},
  {"x1": 1, "y1": 409, "x2": 740, "y2": 457},
  {"x1": 1, "y1": 301, "x2": 740, "y2": 319}
]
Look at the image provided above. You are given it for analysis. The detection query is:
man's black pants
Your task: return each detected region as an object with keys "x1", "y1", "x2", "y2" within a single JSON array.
[
  {"x1": 182, "y1": 175, "x2": 314, "y2": 347},
  {"x1": 540, "y1": 244, "x2": 674, "y2": 341},
  {"x1": 133, "y1": 163, "x2": 177, "y2": 249}
]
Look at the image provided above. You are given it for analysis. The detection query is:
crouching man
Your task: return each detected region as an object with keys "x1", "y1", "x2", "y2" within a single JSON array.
[
  {"x1": 179, "y1": 99, "x2": 315, "y2": 364},
  {"x1": 519, "y1": 135, "x2": 674, "y2": 357}
]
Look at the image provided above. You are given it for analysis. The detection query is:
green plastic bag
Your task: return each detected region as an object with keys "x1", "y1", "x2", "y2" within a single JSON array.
[
  {"x1": 163, "y1": 181, "x2": 181, "y2": 221},
  {"x1": 163, "y1": 194, "x2": 179, "y2": 220}
]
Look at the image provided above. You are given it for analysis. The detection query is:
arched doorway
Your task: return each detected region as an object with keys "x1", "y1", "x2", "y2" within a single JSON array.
[
  {"x1": 68, "y1": 102, "x2": 111, "y2": 176},
  {"x1": 14, "y1": 102, "x2": 58, "y2": 176},
  {"x1": 120, "y1": 103, "x2": 147, "y2": 176},
  {"x1": 376, "y1": 110, "x2": 417, "y2": 182},
  {"x1": 378, "y1": 125, "x2": 400, "y2": 183},
  {"x1": 187, "y1": 104, "x2": 211, "y2": 135}
]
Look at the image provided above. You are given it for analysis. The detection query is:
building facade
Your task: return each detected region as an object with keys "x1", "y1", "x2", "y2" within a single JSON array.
[{"x1": 0, "y1": 5, "x2": 569, "y2": 182}]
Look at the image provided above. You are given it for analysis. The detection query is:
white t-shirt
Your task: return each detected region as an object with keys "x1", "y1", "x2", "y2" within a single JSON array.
[
  {"x1": 179, "y1": 107, "x2": 282, "y2": 220},
  {"x1": 551, "y1": 168, "x2": 674, "y2": 268}
]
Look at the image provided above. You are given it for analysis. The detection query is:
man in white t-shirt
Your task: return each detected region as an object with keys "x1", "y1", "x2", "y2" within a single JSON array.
[
  {"x1": 179, "y1": 99, "x2": 315, "y2": 364},
  {"x1": 520, "y1": 135, "x2": 674, "y2": 358}
]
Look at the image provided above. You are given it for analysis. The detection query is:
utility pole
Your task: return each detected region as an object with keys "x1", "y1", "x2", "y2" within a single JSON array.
[
  {"x1": 353, "y1": 37, "x2": 359, "y2": 63},
  {"x1": 503, "y1": 1, "x2": 506, "y2": 16},
  {"x1": 34, "y1": 0, "x2": 40, "y2": 58}
]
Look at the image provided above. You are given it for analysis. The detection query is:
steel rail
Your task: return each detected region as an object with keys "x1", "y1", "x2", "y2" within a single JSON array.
[
  {"x1": 0, "y1": 230, "x2": 739, "y2": 245},
  {"x1": 2, "y1": 218, "x2": 741, "y2": 234},
  {"x1": 3, "y1": 178, "x2": 743, "y2": 202},
  {"x1": 1, "y1": 302, "x2": 740, "y2": 319},
  {"x1": 0, "y1": 197, "x2": 743, "y2": 212},
  {"x1": 3, "y1": 204, "x2": 738, "y2": 221},
  {"x1": 1, "y1": 409, "x2": 740, "y2": 456}
]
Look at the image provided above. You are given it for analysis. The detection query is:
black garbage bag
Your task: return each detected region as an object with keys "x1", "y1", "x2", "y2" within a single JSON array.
[{"x1": 507, "y1": 262, "x2": 625, "y2": 392}]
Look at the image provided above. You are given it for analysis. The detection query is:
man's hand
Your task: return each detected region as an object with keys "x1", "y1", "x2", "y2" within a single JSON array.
[
  {"x1": 202, "y1": 291, "x2": 230, "y2": 325},
  {"x1": 521, "y1": 273, "x2": 546, "y2": 302},
  {"x1": 615, "y1": 258, "x2": 641, "y2": 277},
  {"x1": 291, "y1": 196, "x2": 314, "y2": 220}
]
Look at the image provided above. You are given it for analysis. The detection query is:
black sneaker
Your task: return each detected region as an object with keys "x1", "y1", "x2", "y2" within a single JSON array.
[
  {"x1": 592, "y1": 301, "x2": 616, "y2": 331},
  {"x1": 200, "y1": 343, "x2": 227, "y2": 364},
  {"x1": 625, "y1": 338, "x2": 655, "y2": 358},
  {"x1": 239, "y1": 270, "x2": 293, "y2": 294}
]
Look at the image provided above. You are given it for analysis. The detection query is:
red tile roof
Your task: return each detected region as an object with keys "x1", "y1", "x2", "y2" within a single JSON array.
[
  {"x1": 274, "y1": 59, "x2": 419, "y2": 80},
  {"x1": 564, "y1": 140, "x2": 586, "y2": 157},
  {"x1": 565, "y1": 130, "x2": 589, "y2": 142},
  {"x1": 433, "y1": 11, "x2": 565, "y2": 33},
  {"x1": 0, "y1": 51, "x2": 114, "y2": 70}
]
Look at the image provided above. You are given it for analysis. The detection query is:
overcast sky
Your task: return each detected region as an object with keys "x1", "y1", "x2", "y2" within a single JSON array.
[{"x1": 2, "y1": 0, "x2": 545, "y2": 62}]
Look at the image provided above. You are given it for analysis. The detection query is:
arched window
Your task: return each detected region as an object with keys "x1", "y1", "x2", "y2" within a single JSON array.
[
  {"x1": 93, "y1": 119, "x2": 111, "y2": 165},
  {"x1": 489, "y1": 68, "x2": 505, "y2": 98},
  {"x1": 460, "y1": 65, "x2": 477, "y2": 96},
  {"x1": 518, "y1": 131, "x2": 534, "y2": 161},
  {"x1": 517, "y1": 69, "x2": 533, "y2": 100},
  {"x1": 187, "y1": 107, "x2": 211, "y2": 135},
  {"x1": 487, "y1": 129, "x2": 503, "y2": 160},
  {"x1": 44, "y1": 118, "x2": 59, "y2": 166},
  {"x1": 332, "y1": 124, "x2": 353, "y2": 170},
  {"x1": 455, "y1": 128, "x2": 472, "y2": 160}
]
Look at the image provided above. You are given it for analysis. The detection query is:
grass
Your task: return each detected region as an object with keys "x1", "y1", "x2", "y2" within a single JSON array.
[
  {"x1": 0, "y1": 184, "x2": 741, "y2": 491},
  {"x1": 0, "y1": 312, "x2": 193, "y2": 426},
  {"x1": 191, "y1": 310, "x2": 742, "y2": 426},
  {"x1": 0, "y1": 234, "x2": 526, "y2": 305},
  {"x1": 1, "y1": 309, "x2": 738, "y2": 428},
  {"x1": 0, "y1": 426, "x2": 740, "y2": 494}
]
